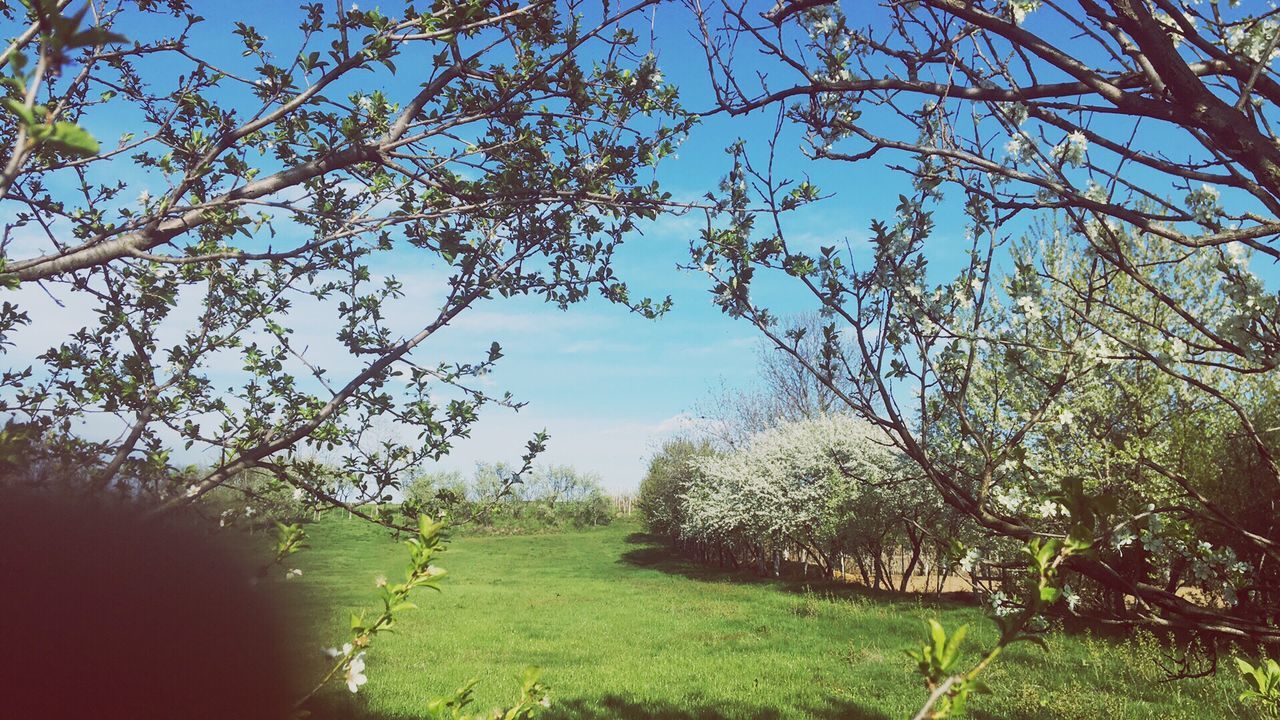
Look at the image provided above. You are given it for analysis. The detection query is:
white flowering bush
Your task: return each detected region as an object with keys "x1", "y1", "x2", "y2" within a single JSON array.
[{"x1": 678, "y1": 414, "x2": 928, "y2": 580}]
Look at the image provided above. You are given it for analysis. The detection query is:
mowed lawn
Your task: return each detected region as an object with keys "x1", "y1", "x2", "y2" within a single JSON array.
[{"x1": 286, "y1": 517, "x2": 1246, "y2": 720}]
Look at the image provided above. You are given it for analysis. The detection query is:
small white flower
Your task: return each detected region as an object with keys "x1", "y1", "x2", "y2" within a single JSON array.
[
  {"x1": 1062, "y1": 584, "x2": 1080, "y2": 611},
  {"x1": 185, "y1": 485, "x2": 200, "y2": 498},
  {"x1": 1014, "y1": 295, "x2": 1042, "y2": 320},
  {"x1": 374, "y1": 575, "x2": 387, "y2": 588},
  {"x1": 1051, "y1": 130, "x2": 1088, "y2": 167},
  {"x1": 292, "y1": 487, "x2": 306, "y2": 502},
  {"x1": 137, "y1": 190, "x2": 152, "y2": 206},
  {"x1": 988, "y1": 590, "x2": 1019, "y2": 617},
  {"x1": 244, "y1": 505, "x2": 255, "y2": 517},
  {"x1": 1225, "y1": 242, "x2": 1248, "y2": 266},
  {"x1": 1055, "y1": 409, "x2": 1075, "y2": 428},
  {"x1": 539, "y1": 696, "x2": 551, "y2": 708},
  {"x1": 1036, "y1": 499, "x2": 1063, "y2": 518},
  {"x1": 285, "y1": 568, "x2": 302, "y2": 580},
  {"x1": 992, "y1": 486, "x2": 1025, "y2": 512},
  {"x1": 345, "y1": 651, "x2": 368, "y2": 693},
  {"x1": 1186, "y1": 184, "x2": 1221, "y2": 223},
  {"x1": 1009, "y1": 0, "x2": 1041, "y2": 23}
]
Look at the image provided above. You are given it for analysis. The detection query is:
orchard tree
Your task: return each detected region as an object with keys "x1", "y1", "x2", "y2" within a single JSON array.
[
  {"x1": 692, "y1": 0, "x2": 1280, "y2": 668},
  {"x1": 637, "y1": 436, "x2": 714, "y2": 538},
  {"x1": 0, "y1": 0, "x2": 689, "y2": 519},
  {"x1": 681, "y1": 412, "x2": 912, "y2": 577}
]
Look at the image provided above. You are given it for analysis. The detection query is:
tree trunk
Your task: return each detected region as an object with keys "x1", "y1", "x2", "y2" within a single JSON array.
[{"x1": 899, "y1": 526, "x2": 924, "y2": 593}]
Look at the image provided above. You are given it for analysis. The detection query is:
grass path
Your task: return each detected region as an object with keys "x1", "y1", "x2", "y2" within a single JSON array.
[{"x1": 290, "y1": 518, "x2": 1244, "y2": 719}]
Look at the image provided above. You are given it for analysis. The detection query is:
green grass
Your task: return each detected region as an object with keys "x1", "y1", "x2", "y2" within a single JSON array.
[{"x1": 286, "y1": 516, "x2": 1248, "y2": 719}]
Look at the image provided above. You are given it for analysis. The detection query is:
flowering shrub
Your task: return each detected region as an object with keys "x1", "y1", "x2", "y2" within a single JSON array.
[{"x1": 675, "y1": 414, "x2": 933, "y2": 580}]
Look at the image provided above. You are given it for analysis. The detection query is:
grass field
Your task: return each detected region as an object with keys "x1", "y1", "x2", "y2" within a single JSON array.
[{"x1": 286, "y1": 517, "x2": 1249, "y2": 719}]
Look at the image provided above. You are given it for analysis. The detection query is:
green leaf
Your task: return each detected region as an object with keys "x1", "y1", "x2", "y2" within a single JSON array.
[
  {"x1": 1066, "y1": 523, "x2": 1093, "y2": 553},
  {"x1": 942, "y1": 624, "x2": 967, "y2": 669},
  {"x1": 928, "y1": 618, "x2": 946, "y2": 655},
  {"x1": 45, "y1": 122, "x2": 100, "y2": 157},
  {"x1": 1, "y1": 98, "x2": 36, "y2": 127}
]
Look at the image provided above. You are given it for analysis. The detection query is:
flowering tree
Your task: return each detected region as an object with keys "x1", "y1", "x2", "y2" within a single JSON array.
[
  {"x1": 0, "y1": 0, "x2": 688, "y2": 517},
  {"x1": 693, "y1": 0, "x2": 1280, "y2": 658},
  {"x1": 638, "y1": 436, "x2": 715, "y2": 539},
  {"x1": 679, "y1": 413, "x2": 919, "y2": 578}
]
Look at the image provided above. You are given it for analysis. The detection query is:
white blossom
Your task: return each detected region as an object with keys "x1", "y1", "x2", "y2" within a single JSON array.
[
  {"x1": 1185, "y1": 184, "x2": 1221, "y2": 223},
  {"x1": 987, "y1": 590, "x2": 1019, "y2": 616},
  {"x1": 1062, "y1": 584, "x2": 1080, "y2": 611},
  {"x1": 345, "y1": 651, "x2": 368, "y2": 693},
  {"x1": 1225, "y1": 242, "x2": 1248, "y2": 266},
  {"x1": 1050, "y1": 130, "x2": 1088, "y2": 167},
  {"x1": 1036, "y1": 499, "x2": 1064, "y2": 518},
  {"x1": 1014, "y1": 295, "x2": 1042, "y2": 320},
  {"x1": 1009, "y1": 0, "x2": 1041, "y2": 24},
  {"x1": 681, "y1": 414, "x2": 906, "y2": 552},
  {"x1": 1004, "y1": 132, "x2": 1036, "y2": 162},
  {"x1": 323, "y1": 643, "x2": 351, "y2": 659},
  {"x1": 285, "y1": 568, "x2": 302, "y2": 580},
  {"x1": 992, "y1": 486, "x2": 1026, "y2": 512}
]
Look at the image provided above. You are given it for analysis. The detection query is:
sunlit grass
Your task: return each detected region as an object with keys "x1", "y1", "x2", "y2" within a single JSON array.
[{"x1": 288, "y1": 516, "x2": 1246, "y2": 719}]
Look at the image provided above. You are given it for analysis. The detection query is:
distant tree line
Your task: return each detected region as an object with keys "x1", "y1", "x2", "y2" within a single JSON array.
[{"x1": 403, "y1": 462, "x2": 613, "y2": 534}]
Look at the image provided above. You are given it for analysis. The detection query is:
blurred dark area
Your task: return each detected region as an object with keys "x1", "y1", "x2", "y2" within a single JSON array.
[{"x1": 0, "y1": 488, "x2": 301, "y2": 720}]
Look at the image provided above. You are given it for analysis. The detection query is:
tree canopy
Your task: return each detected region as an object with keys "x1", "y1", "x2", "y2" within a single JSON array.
[
  {"x1": 0, "y1": 0, "x2": 688, "y2": 517},
  {"x1": 694, "y1": 0, "x2": 1280, "y2": 647}
]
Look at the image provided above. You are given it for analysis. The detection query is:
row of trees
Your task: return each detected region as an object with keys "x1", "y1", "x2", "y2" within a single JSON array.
[
  {"x1": 404, "y1": 462, "x2": 613, "y2": 532},
  {"x1": 641, "y1": 416, "x2": 966, "y2": 592},
  {"x1": 644, "y1": 269, "x2": 1276, "y2": 621}
]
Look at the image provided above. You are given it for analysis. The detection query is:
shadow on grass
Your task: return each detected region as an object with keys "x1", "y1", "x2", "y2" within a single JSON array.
[
  {"x1": 620, "y1": 533, "x2": 972, "y2": 612},
  {"x1": 544, "y1": 694, "x2": 890, "y2": 720},
  {"x1": 315, "y1": 693, "x2": 889, "y2": 720}
]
